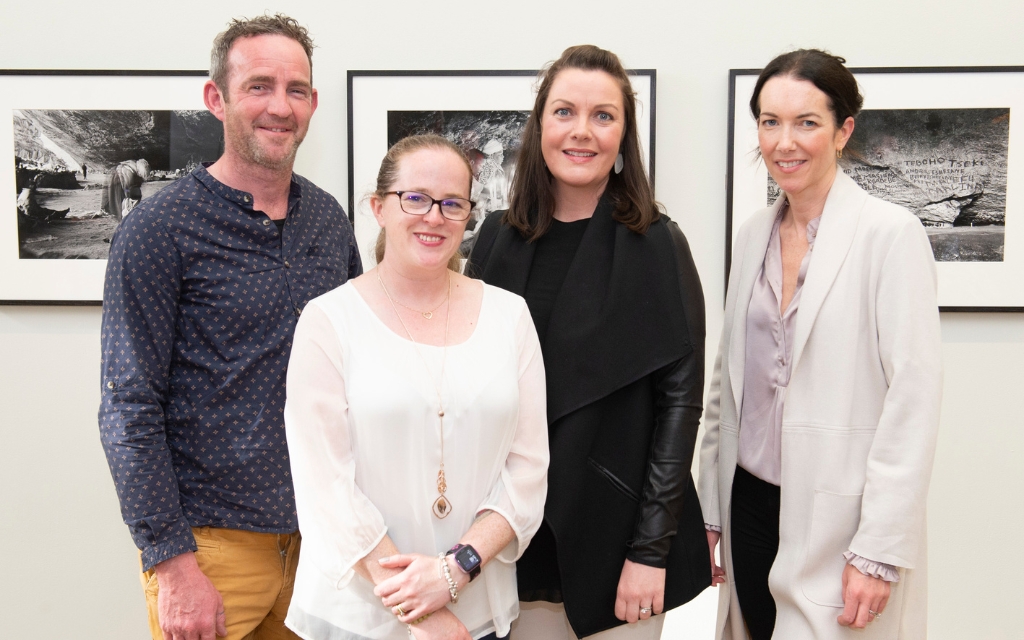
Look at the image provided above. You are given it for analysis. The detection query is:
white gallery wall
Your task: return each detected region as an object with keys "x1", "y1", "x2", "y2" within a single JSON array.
[{"x1": 1, "y1": 1, "x2": 1021, "y2": 637}]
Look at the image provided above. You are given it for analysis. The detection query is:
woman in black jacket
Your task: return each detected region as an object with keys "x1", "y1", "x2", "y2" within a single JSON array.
[{"x1": 468, "y1": 44, "x2": 710, "y2": 639}]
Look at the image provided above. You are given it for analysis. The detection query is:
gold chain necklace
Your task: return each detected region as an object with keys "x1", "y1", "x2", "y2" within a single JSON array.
[
  {"x1": 376, "y1": 266, "x2": 454, "y2": 519},
  {"x1": 390, "y1": 291, "x2": 448, "y2": 320}
]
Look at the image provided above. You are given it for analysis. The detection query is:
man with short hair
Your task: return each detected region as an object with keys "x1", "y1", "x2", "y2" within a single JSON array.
[{"x1": 99, "y1": 14, "x2": 361, "y2": 640}]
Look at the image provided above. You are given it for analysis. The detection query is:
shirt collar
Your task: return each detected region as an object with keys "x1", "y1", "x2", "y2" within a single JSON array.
[{"x1": 192, "y1": 162, "x2": 303, "y2": 213}]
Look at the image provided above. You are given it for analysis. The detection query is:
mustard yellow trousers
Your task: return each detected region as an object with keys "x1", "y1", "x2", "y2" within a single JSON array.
[{"x1": 141, "y1": 527, "x2": 301, "y2": 640}]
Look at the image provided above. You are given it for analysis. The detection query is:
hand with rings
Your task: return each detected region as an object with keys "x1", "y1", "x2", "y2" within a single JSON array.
[
  {"x1": 837, "y1": 564, "x2": 890, "y2": 629},
  {"x1": 374, "y1": 553, "x2": 461, "y2": 624},
  {"x1": 613, "y1": 559, "x2": 666, "y2": 624}
]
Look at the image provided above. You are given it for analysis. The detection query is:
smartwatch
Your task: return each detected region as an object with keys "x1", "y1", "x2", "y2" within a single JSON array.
[{"x1": 446, "y1": 543, "x2": 482, "y2": 581}]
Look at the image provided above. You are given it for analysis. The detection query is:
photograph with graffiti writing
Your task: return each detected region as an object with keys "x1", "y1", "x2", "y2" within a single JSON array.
[
  {"x1": 768, "y1": 108, "x2": 1008, "y2": 262},
  {"x1": 728, "y1": 67, "x2": 1024, "y2": 310}
]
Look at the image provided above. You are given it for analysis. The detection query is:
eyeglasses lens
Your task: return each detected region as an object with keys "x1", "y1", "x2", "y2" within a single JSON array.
[
  {"x1": 400, "y1": 192, "x2": 471, "y2": 220},
  {"x1": 440, "y1": 199, "x2": 471, "y2": 220}
]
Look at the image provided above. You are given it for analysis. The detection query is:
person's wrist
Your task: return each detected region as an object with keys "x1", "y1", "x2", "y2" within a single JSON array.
[{"x1": 152, "y1": 551, "x2": 198, "y2": 577}]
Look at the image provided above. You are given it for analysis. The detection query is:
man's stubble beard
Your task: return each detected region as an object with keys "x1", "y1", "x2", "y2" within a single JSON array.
[{"x1": 226, "y1": 119, "x2": 306, "y2": 173}]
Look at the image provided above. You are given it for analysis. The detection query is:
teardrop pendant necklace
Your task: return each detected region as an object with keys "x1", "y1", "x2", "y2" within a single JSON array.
[{"x1": 377, "y1": 266, "x2": 454, "y2": 519}]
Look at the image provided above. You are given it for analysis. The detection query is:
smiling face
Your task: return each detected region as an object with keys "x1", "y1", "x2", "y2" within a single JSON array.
[
  {"x1": 371, "y1": 147, "x2": 472, "y2": 274},
  {"x1": 209, "y1": 33, "x2": 318, "y2": 173},
  {"x1": 757, "y1": 75, "x2": 854, "y2": 203},
  {"x1": 540, "y1": 68, "x2": 625, "y2": 197}
]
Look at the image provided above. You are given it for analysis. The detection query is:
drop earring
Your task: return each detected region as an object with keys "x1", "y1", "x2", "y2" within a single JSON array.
[
  {"x1": 614, "y1": 153, "x2": 624, "y2": 174},
  {"x1": 836, "y1": 148, "x2": 843, "y2": 159}
]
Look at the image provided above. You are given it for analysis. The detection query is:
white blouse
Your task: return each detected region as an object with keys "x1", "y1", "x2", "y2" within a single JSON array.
[{"x1": 283, "y1": 282, "x2": 549, "y2": 640}]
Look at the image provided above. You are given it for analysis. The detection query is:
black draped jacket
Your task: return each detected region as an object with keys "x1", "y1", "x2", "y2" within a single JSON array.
[{"x1": 467, "y1": 198, "x2": 711, "y2": 637}]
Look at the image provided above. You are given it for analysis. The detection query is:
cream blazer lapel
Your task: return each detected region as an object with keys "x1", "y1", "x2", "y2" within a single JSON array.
[
  {"x1": 791, "y1": 170, "x2": 866, "y2": 371},
  {"x1": 727, "y1": 198, "x2": 783, "y2": 414}
]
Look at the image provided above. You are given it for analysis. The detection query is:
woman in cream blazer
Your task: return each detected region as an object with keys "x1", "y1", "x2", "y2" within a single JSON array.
[{"x1": 698, "y1": 49, "x2": 942, "y2": 639}]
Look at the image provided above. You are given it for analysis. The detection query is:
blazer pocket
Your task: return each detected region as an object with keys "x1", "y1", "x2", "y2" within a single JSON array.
[
  {"x1": 587, "y1": 457, "x2": 640, "y2": 503},
  {"x1": 801, "y1": 490, "x2": 862, "y2": 608}
]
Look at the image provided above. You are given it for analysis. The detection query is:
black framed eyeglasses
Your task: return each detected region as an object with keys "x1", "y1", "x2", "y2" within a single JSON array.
[{"x1": 386, "y1": 191, "x2": 475, "y2": 221}]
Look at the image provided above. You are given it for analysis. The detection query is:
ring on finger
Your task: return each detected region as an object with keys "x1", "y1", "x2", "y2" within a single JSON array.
[
  {"x1": 395, "y1": 605, "x2": 406, "y2": 617},
  {"x1": 869, "y1": 609, "x2": 881, "y2": 619},
  {"x1": 639, "y1": 606, "x2": 652, "y2": 615}
]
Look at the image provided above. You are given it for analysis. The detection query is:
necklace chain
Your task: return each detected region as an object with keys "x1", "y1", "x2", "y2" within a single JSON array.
[
  {"x1": 389, "y1": 289, "x2": 449, "y2": 320},
  {"x1": 376, "y1": 266, "x2": 454, "y2": 519}
]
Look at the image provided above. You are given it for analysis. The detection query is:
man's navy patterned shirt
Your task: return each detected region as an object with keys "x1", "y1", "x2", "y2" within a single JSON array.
[{"x1": 99, "y1": 165, "x2": 362, "y2": 571}]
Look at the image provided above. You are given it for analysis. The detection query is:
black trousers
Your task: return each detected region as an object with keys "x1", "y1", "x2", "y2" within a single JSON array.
[{"x1": 730, "y1": 465, "x2": 781, "y2": 640}]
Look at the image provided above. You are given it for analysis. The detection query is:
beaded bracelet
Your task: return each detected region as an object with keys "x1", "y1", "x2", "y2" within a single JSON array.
[
  {"x1": 405, "y1": 612, "x2": 431, "y2": 637},
  {"x1": 438, "y1": 552, "x2": 459, "y2": 604}
]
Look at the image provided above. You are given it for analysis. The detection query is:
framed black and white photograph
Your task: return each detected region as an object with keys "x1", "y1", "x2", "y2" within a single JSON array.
[
  {"x1": 1, "y1": 70, "x2": 220, "y2": 305},
  {"x1": 348, "y1": 70, "x2": 656, "y2": 263},
  {"x1": 727, "y1": 66, "x2": 1024, "y2": 311}
]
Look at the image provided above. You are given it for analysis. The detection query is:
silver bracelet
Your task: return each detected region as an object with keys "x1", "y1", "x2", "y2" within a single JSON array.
[{"x1": 438, "y1": 552, "x2": 459, "y2": 604}]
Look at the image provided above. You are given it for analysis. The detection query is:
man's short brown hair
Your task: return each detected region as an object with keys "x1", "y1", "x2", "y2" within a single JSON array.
[{"x1": 209, "y1": 13, "x2": 314, "y2": 95}]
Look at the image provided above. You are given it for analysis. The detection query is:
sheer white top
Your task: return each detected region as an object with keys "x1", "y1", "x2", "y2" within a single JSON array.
[{"x1": 284, "y1": 281, "x2": 548, "y2": 639}]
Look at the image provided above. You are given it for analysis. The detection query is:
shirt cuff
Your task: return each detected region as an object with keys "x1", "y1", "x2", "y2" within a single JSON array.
[
  {"x1": 844, "y1": 551, "x2": 900, "y2": 583},
  {"x1": 136, "y1": 521, "x2": 198, "y2": 572},
  {"x1": 705, "y1": 523, "x2": 722, "y2": 533}
]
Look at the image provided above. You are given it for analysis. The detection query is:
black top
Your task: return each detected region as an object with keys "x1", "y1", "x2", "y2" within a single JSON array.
[
  {"x1": 519, "y1": 216, "x2": 590, "y2": 601},
  {"x1": 468, "y1": 199, "x2": 710, "y2": 636},
  {"x1": 273, "y1": 217, "x2": 286, "y2": 231},
  {"x1": 524, "y1": 218, "x2": 590, "y2": 345}
]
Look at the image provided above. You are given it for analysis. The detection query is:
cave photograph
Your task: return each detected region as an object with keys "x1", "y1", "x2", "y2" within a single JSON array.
[{"x1": 14, "y1": 108, "x2": 223, "y2": 259}]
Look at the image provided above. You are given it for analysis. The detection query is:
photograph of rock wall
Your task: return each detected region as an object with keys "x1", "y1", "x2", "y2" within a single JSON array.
[
  {"x1": 769, "y1": 108, "x2": 1009, "y2": 262},
  {"x1": 388, "y1": 110, "x2": 529, "y2": 251},
  {"x1": 14, "y1": 108, "x2": 223, "y2": 259}
]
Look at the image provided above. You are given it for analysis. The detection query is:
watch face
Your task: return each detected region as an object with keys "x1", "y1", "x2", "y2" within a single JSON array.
[{"x1": 456, "y1": 545, "x2": 481, "y2": 571}]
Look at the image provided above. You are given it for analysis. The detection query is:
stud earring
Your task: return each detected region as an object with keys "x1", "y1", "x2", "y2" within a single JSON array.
[{"x1": 614, "y1": 154, "x2": 624, "y2": 174}]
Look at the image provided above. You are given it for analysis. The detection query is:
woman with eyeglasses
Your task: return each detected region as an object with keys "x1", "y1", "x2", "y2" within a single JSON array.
[
  {"x1": 468, "y1": 45, "x2": 709, "y2": 639},
  {"x1": 284, "y1": 134, "x2": 548, "y2": 640},
  {"x1": 698, "y1": 49, "x2": 941, "y2": 639}
]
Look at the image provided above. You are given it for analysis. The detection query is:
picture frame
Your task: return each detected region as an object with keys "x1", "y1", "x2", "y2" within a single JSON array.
[
  {"x1": 726, "y1": 66, "x2": 1024, "y2": 312},
  {"x1": 2, "y1": 69, "x2": 220, "y2": 305},
  {"x1": 347, "y1": 69, "x2": 656, "y2": 265}
]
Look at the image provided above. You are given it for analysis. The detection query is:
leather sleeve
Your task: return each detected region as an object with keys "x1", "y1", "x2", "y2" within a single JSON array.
[{"x1": 626, "y1": 221, "x2": 706, "y2": 567}]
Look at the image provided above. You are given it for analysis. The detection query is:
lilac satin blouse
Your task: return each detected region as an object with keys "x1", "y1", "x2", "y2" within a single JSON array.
[{"x1": 736, "y1": 212, "x2": 819, "y2": 486}]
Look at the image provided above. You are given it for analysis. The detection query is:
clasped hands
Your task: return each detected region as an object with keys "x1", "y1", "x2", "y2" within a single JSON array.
[{"x1": 374, "y1": 553, "x2": 472, "y2": 640}]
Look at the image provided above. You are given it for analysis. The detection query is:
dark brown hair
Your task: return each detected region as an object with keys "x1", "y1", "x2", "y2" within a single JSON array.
[
  {"x1": 507, "y1": 45, "x2": 660, "y2": 241},
  {"x1": 373, "y1": 134, "x2": 473, "y2": 272},
  {"x1": 750, "y1": 49, "x2": 863, "y2": 127},
  {"x1": 210, "y1": 13, "x2": 315, "y2": 96}
]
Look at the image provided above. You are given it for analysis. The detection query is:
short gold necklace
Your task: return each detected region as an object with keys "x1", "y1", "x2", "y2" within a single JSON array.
[
  {"x1": 391, "y1": 291, "x2": 448, "y2": 320},
  {"x1": 376, "y1": 267, "x2": 454, "y2": 519}
]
